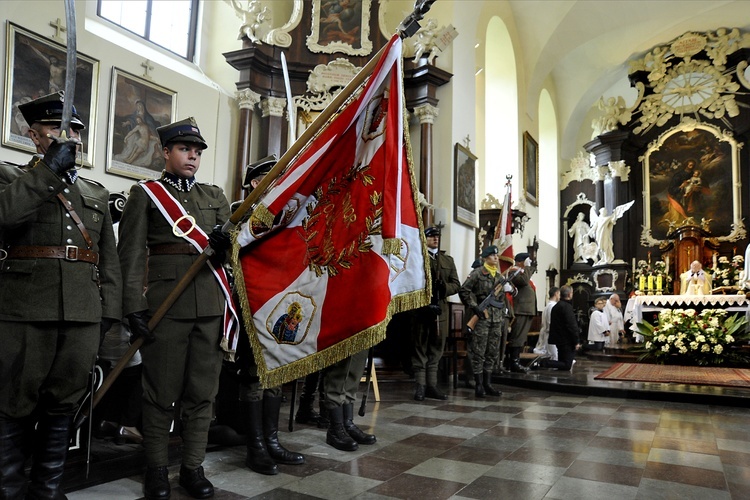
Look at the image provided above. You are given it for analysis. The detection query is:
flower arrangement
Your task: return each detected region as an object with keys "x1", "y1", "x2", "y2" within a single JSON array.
[
  {"x1": 634, "y1": 308, "x2": 749, "y2": 366},
  {"x1": 710, "y1": 255, "x2": 744, "y2": 288}
]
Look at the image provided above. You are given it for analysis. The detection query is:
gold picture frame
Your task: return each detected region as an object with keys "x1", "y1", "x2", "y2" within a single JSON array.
[
  {"x1": 3, "y1": 22, "x2": 99, "y2": 166},
  {"x1": 306, "y1": 0, "x2": 372, "y2": 57},
  {"x1": 105, "y1": 68, "x2": 177, "y2": 180},
  {"x1": 523, "y1": 131, "x2": 539, "y2": 206},
  {"x1": 454, "y1": 142, "x2": 478, "y2": 227}
]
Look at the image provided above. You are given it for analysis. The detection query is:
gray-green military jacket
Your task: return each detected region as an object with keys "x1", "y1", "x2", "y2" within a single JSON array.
[
  {"x1": 0, "y1": 158, "x2": 122, "y2": 322},
  {"x1": 118, "y1": 180, "x2": 230, "y2": 319},
  {"x1": 509, "y1": 264, "x2": 537, "y2": 316},
  {"x1": 459, "y1": 266, "x2": 512, "y2": 323}
]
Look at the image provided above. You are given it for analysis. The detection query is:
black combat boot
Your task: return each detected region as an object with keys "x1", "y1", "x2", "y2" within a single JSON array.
[
  {"x1": 0, "y1": 417, "x2": 30, "y2": 500},
  {"x1": 243, "y1": 401, "x2": 277, "y2": 475},
  {"x1": 483, "y1": 371, "x2": 502, "y2": 396},
  {"x1": 342, "y1": 403, "x2": 376, "y2": 445},
  {"x1": 474, "y1": 374, "x2": 485, "y2": 398},
  {"x1": 143, "y1": 466, "x2": 170, "y2": 500},
  {"x1": 316, "y1": 401, "x2": 330, "y2": 429},
  {"x1": 295, "y1": 372, "x2": 323, "y2": 425},
  {"x1": 26, "y1": 414, "x2": 72, "y2": 500},
  {"x1": 509, "y1": 348, "x2": 528, "y2": 373},
  {"x1": 325, "y1": 406, "x2": 358, "y2": 451},
  {"x1": 413, "y1": 384, "x2": 425, "y2": 401},
  {"x1": 178, "y1": 465, "x2": 213, "y2": 499},
  {"x1": 424, "y1": 386, "x2": 447, "y2": 400},
  {"x1": 263, "y1": 396, "x2": 304, "y2": 465}
]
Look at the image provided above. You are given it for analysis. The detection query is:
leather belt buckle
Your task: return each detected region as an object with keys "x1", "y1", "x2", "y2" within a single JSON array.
[{"x1": 65, "y1": 245, "x2": 79, "y2": 261}]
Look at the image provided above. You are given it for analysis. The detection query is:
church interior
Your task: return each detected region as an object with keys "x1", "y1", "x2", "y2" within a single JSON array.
[{"x1": 2, "y1": 1, "x2": 750, "y2": 499}]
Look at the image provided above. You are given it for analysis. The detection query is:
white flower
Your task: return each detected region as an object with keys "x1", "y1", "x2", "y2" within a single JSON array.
[
  {"x1": 646, "y1": 341, "x2": 652, "y2": 349},
  {"x1": 685, "y1": 309, "x2": 696, "y2": 317},
  {"x1": 696, "y1": 335, "x2": 706, "y2": 343},
  {"x1": 661, "y1": 345, "x2": 671, "y2": 352},
  {"x1": 679, "y1": 346, "x2": 688, "y2": 354},
  {"x1": 719, "y1": 256, "x2": 730, "y2": 264},
  {"x1": 723, "y1": 279, "x2": 731, "y2": 286},
  {"x1": 726, "y1": 335, "x2": 735, "y2": 343},
  {"x1": 690, "y1": 341, "x2": 699, "y2": 350},
  {"x1": 714, "y1": 345, "x2": 723, "y2": 354},
  {"x1": 657, "y1": 334, "x2": 667, "y2": 342},
  {"x1": 667, "y1": 335, "x2": 676, "y2": 343},
  {"x1": 709, "y1": 318, "x2": 719, "y2": 328},
  {"x1": 701, "y1": 344, "x2": 711, "y2": 352}
]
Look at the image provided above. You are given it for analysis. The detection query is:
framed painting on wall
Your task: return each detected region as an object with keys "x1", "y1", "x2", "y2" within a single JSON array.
[
  {"x1": 3, "y1": 22, "x2": 99, "y2": 166},
  {"x1": 454, "y1": 143, "x2": 478, "y2": 227},
  {"x1": 106, "y1": 68, "x2": 177, "y2": 180},
  {"x1": 306, "y1": 0, "x2": 372, "y2": 56},
  {"x1": 523, "y1": 131, "x2": 538, "y2": 206}
]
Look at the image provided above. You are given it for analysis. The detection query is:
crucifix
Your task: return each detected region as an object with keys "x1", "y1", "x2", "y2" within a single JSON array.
[
  {"x1": 141, "y1": 59, "x2": 155, "y2": 81},
  {"x1": 463, "y1": 135, "x2": 471, "y2": 149},
  {"x1": 49, "y1": 18, "x2": 66, "y2": 44}
]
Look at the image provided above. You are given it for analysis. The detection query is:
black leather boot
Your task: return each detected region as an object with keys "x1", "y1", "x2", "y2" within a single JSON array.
[
  {"x1": 425, "y1": 386, "x2": 447, "y2": 400},
  {"x1": 143, "y1": 466, "x2": 170, "y2": 500},
  {"x1": 178, "y1": 465, "x2": 213, "y2": 499},
  {"x1": 27, "y1": 414, "x2": 72, "y2": 500},
  {"x1": 343, "y1": 403, "x2": 376, "y2": 445},
  {"x1": 295, "y1": 373, "x2": 322, "y2": 425},
  {"x1": 325, "y1": 406, "x2": 358, "y2": 451},
  {"x1": 243, "y1": 401, "x2": 277, "y2": 475},
  {"x1": 263, "y1": 396, "x2": 304, "y2": 465},
  {"x1": 0, "y1": 417, "x2": 30, "y2": 500},
  {"x1": 509, "y1": 348, "x2": 528, "y2": 373},
  {"x1": 483, "y1": 371, "x2": 501, "y2": 396},
  {"x1": 413, "y1": 384, "x2": 425, "y2": 401},
  {"x1": 474, "y1": 374, "x2": 485, "y2": 398}
]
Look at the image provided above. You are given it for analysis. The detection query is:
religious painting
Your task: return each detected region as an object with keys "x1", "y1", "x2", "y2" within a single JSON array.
[
  {"x1": 523, "y1": 132, "x2": 538, "y2": 206},
  {"x1": 454, "y1": 143, "x2": 478, "y2": 227},
  {"x1": 307, "y1": 0, "x2": 373, "y2": 57},
  {"x1": 106, "y1": 68, "x2": 176, "y2": 180},
  {"x1": 642, "y1": 122, "x2": 742, "y2": 245},
  {"x1": 2, "y1": 22, "x2": 99, "y2": 166}
]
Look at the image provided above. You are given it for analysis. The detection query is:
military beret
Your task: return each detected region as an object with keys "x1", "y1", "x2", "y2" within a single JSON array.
[
  {"x1": 243, "y1": 154, "x2": 277, "y2": 188},
  {"x1": 424, "y1": 226, "x2": 440, "y2": 237},
  {"x1": 471, "y1": 258, "x2": 482, "y2": 269},
  {"x1": 481, "y1": 245, "x2": 499, "y2": 258},
  {"x1": 157, "y1": 117, "x2": 207, "y2": 150},
  {"x1": 18, "y1": 91, "x2": 85, "y2": 130},
  {"x1": 515, "y1": 252, "x2": 530, "y2": 262}
]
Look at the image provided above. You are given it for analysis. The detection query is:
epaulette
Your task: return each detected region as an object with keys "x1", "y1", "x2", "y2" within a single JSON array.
[{"x1": 78, "y1": 176, "x2": 107, "y2": 189}]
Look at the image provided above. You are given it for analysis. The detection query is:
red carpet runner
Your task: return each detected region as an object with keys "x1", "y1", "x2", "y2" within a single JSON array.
[{"x1": 595, "y1": 363, "x2": 750, "y2": 388}]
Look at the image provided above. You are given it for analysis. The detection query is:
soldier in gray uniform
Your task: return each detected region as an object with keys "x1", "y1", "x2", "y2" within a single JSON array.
[
  {"x1": 0, "y1": 91, "x2": 122, "y2": 499},
  {"x1": 118, "y1": 118, "x2": 232, "y2": 500},
  {"x1": 507, "y1": 252, "x2": 538, "y2": 373},
  {"x1": 411, "y1": 226, "x2": 461, "y2": 401},
  {"x1": 459, "y1": 245, "x2": 509, "y2": 398}
]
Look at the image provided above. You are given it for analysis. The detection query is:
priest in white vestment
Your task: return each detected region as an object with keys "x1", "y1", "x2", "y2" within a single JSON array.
[
  {"x1": 679, "y1": 260, "x2": 712, "y2": 296},
  {"x1": 604, "y1": 294, "x2": 625, "y2": 347}
]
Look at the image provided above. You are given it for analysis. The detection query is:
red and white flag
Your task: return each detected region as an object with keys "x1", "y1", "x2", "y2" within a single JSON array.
[
  {"x1": 233, "y1": 35, "x2": 430, "y2": 387},
  {"x1": 493, "y1": 180, "x2": 514, "y2": 272}
]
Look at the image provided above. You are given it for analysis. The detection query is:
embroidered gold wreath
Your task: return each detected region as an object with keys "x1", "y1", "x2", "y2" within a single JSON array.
[{"x1": 301, "y1": 163, "x2": 382, "y2": 277}]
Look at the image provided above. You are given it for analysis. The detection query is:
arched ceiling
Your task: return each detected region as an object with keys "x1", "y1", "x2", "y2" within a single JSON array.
[{"x1": 509, "y1": 0, "x2": 750, "y2": 157}]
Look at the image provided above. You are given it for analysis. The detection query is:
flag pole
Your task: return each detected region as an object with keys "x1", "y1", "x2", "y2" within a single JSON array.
[{"x1": 75, "y1": 0, "x2": 437, "y2": 429}]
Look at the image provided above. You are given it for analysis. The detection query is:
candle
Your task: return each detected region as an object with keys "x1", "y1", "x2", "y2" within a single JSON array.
[
  {"x1": 639, "y1": 276, "x2": 646, "y2": 291},
  {"x1": 665, "y1": 255, "x2": 669, "y2": 270},
  {"x1": 632, "y1": 258, "x2": 636, "y2": 275},
  {"x1": 657, "y1": 275, "x2": 663, "y2": 291},
  {"x1": 713, "y1": 252, "x2": 718, "y2": 269},
  {"x1": 648, "y1": 251, "x2": 652, "y2": 264},
  {"x1": 648, "y1": 275, "x2": 654, "y2": 290}
]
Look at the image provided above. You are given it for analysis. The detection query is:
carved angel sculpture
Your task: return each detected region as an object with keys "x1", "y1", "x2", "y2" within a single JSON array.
[
  {"x1": 591, "y1": 96, "x2": 632, "y2": 138},
  {"x1": 229, "y1": 0, "x2": 270, "y2": 44},
  {"x1": 588, "y1": 201, "x2": 635, "y2": 266},
  {"x1": 412, "y1": 18, "x2": 439, "y2": 64}
]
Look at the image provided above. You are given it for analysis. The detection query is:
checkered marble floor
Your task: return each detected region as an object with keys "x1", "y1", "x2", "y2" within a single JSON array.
[{"x1": 68, "y1": 366, "x2": 750, "y2": 500}]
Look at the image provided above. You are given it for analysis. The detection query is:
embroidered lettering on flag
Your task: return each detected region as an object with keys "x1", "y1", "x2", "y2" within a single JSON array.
[
  {"x1": 233, "y1": 35, "x2": 430, "y2": 388},
  {"x1": 139, "y1": 181, "x2": 240, "y2": 358}
]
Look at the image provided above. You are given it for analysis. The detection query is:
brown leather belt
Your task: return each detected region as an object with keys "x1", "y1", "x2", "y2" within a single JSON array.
[
  {"x1": 149, "y1": 243, "x2": 200, "y2": 256},
  {"x1": 6, "y1": 245, "x2": 99, "y2": 265}
]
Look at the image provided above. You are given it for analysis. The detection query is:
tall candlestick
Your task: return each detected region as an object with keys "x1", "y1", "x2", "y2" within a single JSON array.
[
  {"x1": 665, "y1": 255, "x2": 669, "y2": 270},
  {"x1": 632, "y1": 257, "x2": 636, "y2": 275},
  {"x1": 713, "y1": 252, "x2": 718, "y2": 269}
]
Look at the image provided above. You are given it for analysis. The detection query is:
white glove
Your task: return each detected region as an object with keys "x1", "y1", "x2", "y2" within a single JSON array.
[
  {"x1": 502, "y1": 283, "x2": 514, "y2": 292},
  {"x1": 524, "y1": 257, "x2": 532, "y2": 267}
]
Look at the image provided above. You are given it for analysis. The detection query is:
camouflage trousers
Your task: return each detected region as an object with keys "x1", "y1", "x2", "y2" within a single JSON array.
[{"x1": 470, "y1": 318, "x2": 503, "y2": 374}]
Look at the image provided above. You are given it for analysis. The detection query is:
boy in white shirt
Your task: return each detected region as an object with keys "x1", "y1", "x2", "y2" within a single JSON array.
[{"x1": 587, "y1": 297, "x2": 610, "y2": 351}]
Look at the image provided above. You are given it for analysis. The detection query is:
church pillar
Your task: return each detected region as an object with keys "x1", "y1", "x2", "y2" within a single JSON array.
[
  {"x1": 595, "y1": 167, "x2": 606, "y2": 212},
  {"x1": 234, "y1": 89, "x2": 261, "y2": 202},
  {"x1": 413, "y1": 104, "x2": 439, "y2": 226},
  {"x1": 259, "y1": 96, "x2": 287, "y2": 159}
]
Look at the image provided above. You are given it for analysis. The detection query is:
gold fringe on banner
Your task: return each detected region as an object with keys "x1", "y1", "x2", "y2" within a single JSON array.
[{"x1": 250, "y1": 203, "x2": 275, "y2": 233}]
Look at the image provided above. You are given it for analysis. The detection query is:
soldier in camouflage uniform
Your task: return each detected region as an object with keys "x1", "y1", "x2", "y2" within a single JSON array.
[{"x1": 459, "y1": 245, "x2": 511, "y2": 398}]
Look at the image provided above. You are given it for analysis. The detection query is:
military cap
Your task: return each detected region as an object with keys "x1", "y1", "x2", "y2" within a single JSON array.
[
  {"x1": 514, "y1": 252, "x2": 530, "y2": 262},
  {"x1": 424, "y1": 226, "x2": 440, "y2": 237},
  {"x1": 471, "y1": 258, "x2": 482, "y2": 269},
  {"x1": 18, "y1": 91, "x2": 85, "y2": 130},
  {"x1": 243, "y1": 154, "x2": 277, "y2": 188},
  {"x1": 481, "y1": 245, "x2": 499, "y2": 258},
  {"x1": 157, "y1": 117, "x2": 207, "y2": 150}
]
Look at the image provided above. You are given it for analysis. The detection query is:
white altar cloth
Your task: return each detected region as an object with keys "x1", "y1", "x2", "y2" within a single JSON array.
[{"x1": 624, "y1": 294, "x2": 749, "y2": 341}]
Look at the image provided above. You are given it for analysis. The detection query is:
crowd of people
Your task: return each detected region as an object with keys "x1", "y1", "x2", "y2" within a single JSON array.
[{"x1": 0, "y1": 91, "x2": 633, "y2": 500}]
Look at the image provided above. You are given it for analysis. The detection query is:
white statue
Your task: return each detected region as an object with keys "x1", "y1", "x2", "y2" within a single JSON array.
[
  {"x1": 568, "y1": 212, "x2": 596, "y2": 263},
  {"x1": 229, "y1": 0, "x2": 271, "y2": 44},
  {"x1": 591, "y1": 96, "x2": 632, "y2": 138},
  {"x1": 412, "y1": 18, "x2": 439, "y2": 64},
  {"x1": 588, "y1": 201, "x2": 635, "y2": 266}
]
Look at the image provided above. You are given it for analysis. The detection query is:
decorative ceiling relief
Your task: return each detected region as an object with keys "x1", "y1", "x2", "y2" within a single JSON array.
[{"x1": 625, "y1": 28, "x2": 750, "y2": 135}]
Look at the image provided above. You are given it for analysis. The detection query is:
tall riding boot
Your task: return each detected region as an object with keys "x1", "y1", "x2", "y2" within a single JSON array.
[
  {"x1": 242, "y1": 401, "x2": 278, "y2": 475},
  {"x1": 27, "y1": 414, "x2": 72, "y2": 500},
  {"x1": 325, "y1": 406, "x2": 357, "y2": 451},
  {"x1": 295, "y1": 372, "x2": 322, "y2": 425},
  {"x1": 316, "y1": 400, "x2": 330, "y2": 429},
  {"x1": 483, "y1": 371, "x2": 501, "y2": 396},
  {"x1": 510, "y1": 347, "x2": 528, "y2": 373},
  {"x1": 0, "y1": 417, "x2": 30, "y2": 500},
  {"x1": 263, "y1": 396, "x2": 304, "y2": 465},
  {"x1": 342, "y1": 403, "x2": 376, "y2": 445},
  {"x1": 474, "y1": 374, "x2": 485, "y2": 398}
]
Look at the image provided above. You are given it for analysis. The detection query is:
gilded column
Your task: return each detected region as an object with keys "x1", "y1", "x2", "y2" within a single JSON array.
[
  {"x1": 413, "y1": 104, "x2": 439, "y2": 226},
  {"x1": 234, "y1": 89, "x2": 261, "y2": 201}
]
